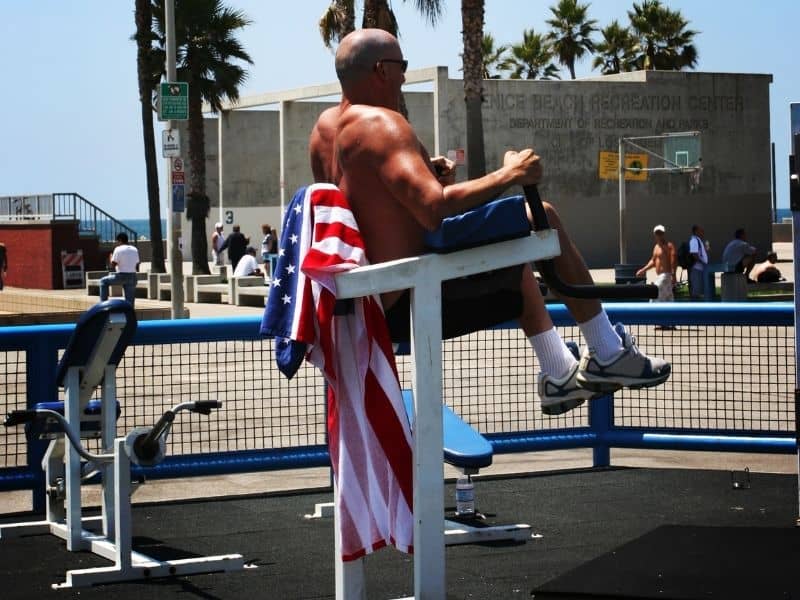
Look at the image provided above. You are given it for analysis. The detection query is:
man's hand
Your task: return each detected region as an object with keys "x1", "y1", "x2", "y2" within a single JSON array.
[
  {"x1": 503, "y1": 149, "x2": 542, "y2": 186},
  {"x1": 430, "y1": 155, "x2": 456, "y2": 185}
]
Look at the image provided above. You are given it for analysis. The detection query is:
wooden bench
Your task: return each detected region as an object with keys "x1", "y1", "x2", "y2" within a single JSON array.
[
  {"x1": 85, "y1": 271, "x2": 148, "y2": 298},
  {"x1": 230, "y1": 276, "x2": 269, "y2": 307}
]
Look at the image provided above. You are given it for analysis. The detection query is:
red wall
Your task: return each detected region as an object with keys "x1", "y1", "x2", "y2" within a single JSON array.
[{"x1": 0, "y1": 222, "x2": 107, "y2": 289}]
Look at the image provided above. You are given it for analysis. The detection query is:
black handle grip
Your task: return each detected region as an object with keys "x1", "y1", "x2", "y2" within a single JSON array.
[
  {"x1": 190, "y1": 400, "x2": 222, "y2": 415},
  {"x1": 134, "y1": 411, "x2": 175, "y2": 462},
  {"x1": 4, "y1": 410, "x2": 38, "y2": 427},
  {"x1": 523, "y1": 185, "x2": 657, "y2": 300}
]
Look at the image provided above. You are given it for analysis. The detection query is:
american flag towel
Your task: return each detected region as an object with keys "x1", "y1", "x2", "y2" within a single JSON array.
[{"x1": 260, "y1": 183, "x2": 414, "y2": 560}]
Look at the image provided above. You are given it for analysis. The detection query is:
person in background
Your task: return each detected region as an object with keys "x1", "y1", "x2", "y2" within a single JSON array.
[
  {"x1": 0, "y1": 242, "x2": 7, "y2": 290},
  {"x1": 232, "y1": 246, "x2": 262, "y2": 277},
  {"x1": 636, "y1": 224, "x2": 677, "y2": 302},
  {"x1": 750, "y1": 252, "x2": 783, "y2": 283},
  {"x1": 98, "y1": 233, "x2": 140, "y2": 307},
  {"x1": 636, "y1": 224, "x2": 677, "y2": 330},
  {"x1": 721, "y1": 228, "x2": 757, "y2": 282},
  {"x1": 688, "y1": 224, "x2": 708, "y2": 299},
  {"x1": 260, "y1": 223, "x2": 273, "y2": 275},
  {"x1": 211, "y1": 222, "x2": 226, "y2": 266},
  {"x1": 220, "y1": 224, "x2": 249, "y2": 270}
]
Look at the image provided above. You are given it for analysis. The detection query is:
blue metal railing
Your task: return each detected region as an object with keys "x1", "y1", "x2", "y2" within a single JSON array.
[{"x1": 0, "y1": 303, "x2": 796, "y2": 509}]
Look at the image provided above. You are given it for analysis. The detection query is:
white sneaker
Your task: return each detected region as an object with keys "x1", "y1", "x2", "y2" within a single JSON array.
[
  {"x1": 576, "y1": 323, "x2": 671, "y2": 393},
  {"x1": 538, "y1": 342, "x2": 599, "y2": 416}
]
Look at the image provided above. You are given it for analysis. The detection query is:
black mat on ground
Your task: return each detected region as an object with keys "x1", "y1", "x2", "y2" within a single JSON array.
[
  {"x1": 533, "y1": 524, "x2": 800, "y2": 600},
  {"x1": 0, "y1": 468, "x2": 797, "y2": 599}
]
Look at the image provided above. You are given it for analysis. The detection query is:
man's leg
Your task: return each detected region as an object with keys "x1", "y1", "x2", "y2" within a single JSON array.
[
  {"x1": 122, "y1": 274, "x2": 137, "y2": 307},
  {"x1": 528, "y1": 199, "x2": 670, "y2": 394},
  {"x1": 98, "y1": 273, "x2": 119, "y2": 302}
]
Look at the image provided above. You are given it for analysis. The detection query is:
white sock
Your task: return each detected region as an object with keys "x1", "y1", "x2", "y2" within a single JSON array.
[
  {"x1": 529, "y1": 328, "x2": 576, "y2": 380},
  {"x1": 579, "y1": 311, "x2": 623, "y2": 361}
]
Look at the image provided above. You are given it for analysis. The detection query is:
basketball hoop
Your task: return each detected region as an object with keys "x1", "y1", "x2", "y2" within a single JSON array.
[{"x1": 617, "y1": 131, "x2": 702, "y2": 263}]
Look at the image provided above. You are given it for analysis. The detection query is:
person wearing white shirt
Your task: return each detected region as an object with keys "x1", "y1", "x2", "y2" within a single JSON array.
[
  {"x1": 688, "y1": 224, "x2": 708, "y2": 300},
  {"x1": 99, "y1": 232, "x2": 140, "y2": 306},
  {"x1": 232, "y1": 247, "x2": 261, "y2": 278}
]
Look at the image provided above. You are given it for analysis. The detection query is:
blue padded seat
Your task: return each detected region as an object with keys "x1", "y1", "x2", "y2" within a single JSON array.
[
  {"x1": 55, "y1": 299, "x2": 137, "y2": 388},
  {"x1": 401, "y1": 390, "x2": 493, "y2": 471},
  {"x1": 28, "y1": 400, "x2": 121, "y2": 438}
]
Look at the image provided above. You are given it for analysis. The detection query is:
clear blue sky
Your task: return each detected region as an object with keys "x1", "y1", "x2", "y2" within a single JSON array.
[{"x1": 1, "y1": 0, "x2": 798, "y2": 218}]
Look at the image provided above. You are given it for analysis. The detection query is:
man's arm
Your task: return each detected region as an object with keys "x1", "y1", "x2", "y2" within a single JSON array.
[
  {"x1": 636, "y1": 247, "x2": 656, "y2": 277},
  {"x1": 668, "y1": 242, "x2": 677, "y2": 279},
  {"x1": 348, "y1": 109, "x2": 540, "y2": 231}
]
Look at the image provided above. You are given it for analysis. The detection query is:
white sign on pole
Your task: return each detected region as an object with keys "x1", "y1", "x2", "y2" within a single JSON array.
[{"x1": 162, "y1": 129, "x2": 181, "y2": 158}]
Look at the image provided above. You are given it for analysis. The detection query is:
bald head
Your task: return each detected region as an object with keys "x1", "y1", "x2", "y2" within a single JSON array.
[{"x1": 335, "y1": 29, "x2": 401, "y2": 87}]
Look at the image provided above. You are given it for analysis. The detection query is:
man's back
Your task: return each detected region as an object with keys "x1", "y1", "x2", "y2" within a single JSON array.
[{"x1": 112, "y1": 244, "x2": 139, "y2": 273}]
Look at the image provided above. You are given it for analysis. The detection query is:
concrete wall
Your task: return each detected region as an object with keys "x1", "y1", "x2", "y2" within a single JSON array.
[
  {"x1": 438, "y1": 70, "x2": 772, "y2": 266},
  {"x1": 177, "y1": 69, "x2": 772, "y2": 268}
]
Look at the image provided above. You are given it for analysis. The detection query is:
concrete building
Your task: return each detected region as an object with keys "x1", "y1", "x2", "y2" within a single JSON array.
[{"x1": 177, "y1": 67, "x2": 772, "y2": 268}]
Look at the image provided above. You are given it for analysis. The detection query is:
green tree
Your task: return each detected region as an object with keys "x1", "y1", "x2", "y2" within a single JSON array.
[
  {"x1": 592, "y1": 20, "x2": 636, "y2": 74},
  {"x1": 628, "y1": 0, "x2": 699, "y2": 70},
  {"x1": 153, "y1": 0, "x2": 254, "y2": 275},
  {"x1": 318, "y1": 1, "x2": 443, "y2": 118},
  {"x1": 133, "y1": 0, "x2": 165, "y2": 273},
  {"x1": 545, "y1": 0, "x2": 597, "y2": 79},
  {"x1": 481, "y1": 33, "x2": 507, "y2": 79},
  {"x1": 502, "y1": 29, "x2": 561, "y2": 80}
]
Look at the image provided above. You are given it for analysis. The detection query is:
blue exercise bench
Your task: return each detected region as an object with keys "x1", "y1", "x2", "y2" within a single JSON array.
[
  {"x1": 400, "y1": 390, "x2": 531, "y2": 545},
  {"x1": 1, "y1": 299, "x2": 244, "y2": 588}
]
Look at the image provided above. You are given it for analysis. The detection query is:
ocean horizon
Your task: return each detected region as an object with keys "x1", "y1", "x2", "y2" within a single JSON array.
[{"x1": 122, "y1": 218, "x2": 167, "y2": 241}]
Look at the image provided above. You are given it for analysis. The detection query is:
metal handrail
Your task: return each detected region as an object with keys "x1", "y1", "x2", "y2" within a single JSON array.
[{"x1": 52, "y1": 192, "x2": 138, "y2": 244}]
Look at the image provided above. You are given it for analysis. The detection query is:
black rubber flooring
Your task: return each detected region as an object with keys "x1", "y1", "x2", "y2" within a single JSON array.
[{"x1": 0, "y1": 467, "x2": 798, "y2": 599}]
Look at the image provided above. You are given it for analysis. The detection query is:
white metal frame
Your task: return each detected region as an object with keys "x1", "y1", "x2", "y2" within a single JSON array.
[
  {"x1": 0, "y1": 313, "x2": 244, "y2": 588},
  {"x1": 332, "y1": 230, "x2": 561, "y2": 599}
]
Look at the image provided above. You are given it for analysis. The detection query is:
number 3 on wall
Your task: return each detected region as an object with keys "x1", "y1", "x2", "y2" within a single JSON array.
[{"x1": 224, "y1": 210, "x2": 234, "y2": 225}]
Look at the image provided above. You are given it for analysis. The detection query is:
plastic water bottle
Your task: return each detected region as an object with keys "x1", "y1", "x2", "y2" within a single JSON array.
[{"x1": 455, "y1": 474, "x2": 475, "y2": 516}]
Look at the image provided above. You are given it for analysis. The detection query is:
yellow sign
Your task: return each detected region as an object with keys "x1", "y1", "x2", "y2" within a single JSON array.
[{"x1": 598, "y1": 151, "x2": 649, "y2": 181}]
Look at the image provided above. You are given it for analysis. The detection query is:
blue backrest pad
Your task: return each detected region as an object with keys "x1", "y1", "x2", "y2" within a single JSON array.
[{"x1": 55, "y1": 300, "x2": 137, "y2": 387}]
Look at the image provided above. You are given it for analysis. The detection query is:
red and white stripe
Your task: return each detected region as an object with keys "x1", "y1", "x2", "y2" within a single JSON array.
[{"x1": 298, "y1": 184, "x2": 414, "y2": 560}]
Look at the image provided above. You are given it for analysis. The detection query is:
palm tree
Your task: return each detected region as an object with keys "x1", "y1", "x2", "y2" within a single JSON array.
[
  {"x1": 319, "y1": 0, "x2": 442, "y2": 49},
  {"x1": 319, "y1": 0, "x2": 356, "y2": 48},
  {"x1": 462, "y1": 0, "x2": 486, "y2": 178},
  {"x1": 628, "y1": 0, "x2": 699, "y2": 70},
  {"x1": 502, "y1": 29, "x2": 561, "y2": 80},
  {"x1": 153, "y1": 0, "x2": 253, "y2": 275},
  {"x1": 481, "y1": 33, "x2": 507, "y2": 79},
  {"x1": 545, "y1": 0, "x2": 597, "y2": 79},
  {"x1": 592, "y1": 20, "x2": 636, "y2": 74},
  {"x1": 133, "y1": 0, "x2": 165, "y2": 273},
  {"x1": 319, "y1": 1, "x2": 443, "y2": 118}
]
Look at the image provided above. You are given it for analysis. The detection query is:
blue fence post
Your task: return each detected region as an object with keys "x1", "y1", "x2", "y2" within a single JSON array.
[
  {"x1": 26, "y1": 337, "x2": 59, "y2": 513},
  {"x1": 589, "y1": 394, "x2": 613, "y2": 468}
]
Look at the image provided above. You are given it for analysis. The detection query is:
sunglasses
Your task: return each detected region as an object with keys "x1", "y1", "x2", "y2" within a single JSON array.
[{"x1": 379, "y1": 58, "x2": 408, "y2": 73}]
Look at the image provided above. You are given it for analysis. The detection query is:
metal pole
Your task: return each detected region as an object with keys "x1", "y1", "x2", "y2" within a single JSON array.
[
  {"x1": 279, "y1": 101, "x2": 286, "y2": 219},
  {"x1": 619, "y1": 138, "x2": 627, "y2": 264},
  {"x1": 165, "y1": 0, "x2": 185, "y2": 318},
  {"x1": 790, "y1": 102, "x2": 800, "y2": 526},
  {"x1": 218, "y1": 111, "x2": 224, "y2": 226}
]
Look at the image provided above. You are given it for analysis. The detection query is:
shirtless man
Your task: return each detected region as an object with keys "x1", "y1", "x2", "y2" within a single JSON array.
[
  {"x1": 309, "y1": 29, "x2": 669, "y2": 415},
  {"x1": 636, "y1": 224, "x2": 677, "y2": 302}
]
